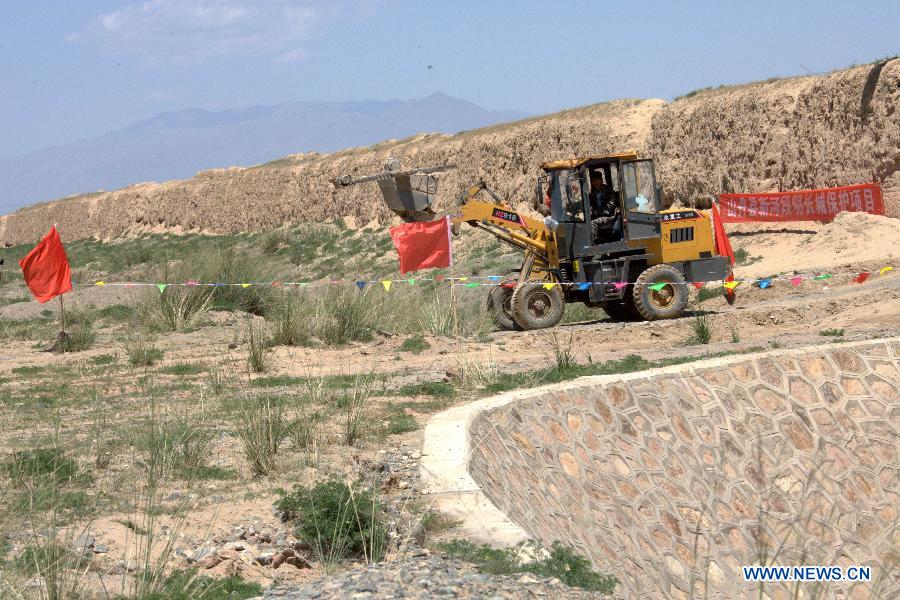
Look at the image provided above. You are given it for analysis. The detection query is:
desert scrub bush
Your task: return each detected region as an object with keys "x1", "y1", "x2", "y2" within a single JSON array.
[
  {"x1": 338, "y1": 374, "x2": 378, "y2": 446},
  {"x1": 382, "y1": 411, "x2": 418, "y2": 435},
  {"x1": 144, "y1": 285, "x2": 213, "y2": 332},
  {"x1": 58, "y1": 322, "x2": 96, "y2": 352},
  {"x1": 3, "y1": 447, "x2": 78, "y2": 485},
  {"x1": 247, "y1": 323, "x2": 269, "y2": 373},
  {"x1": 138, "y1": 414, "x2": 215, "y2": 479},
  {"x1": 127, "y1": 569, "x2": 263, "y2": 600},
  {"x1": 418, "y1": 288, "x2": 493, "y2": 338},
  {"x1": 122, "y1": 334, "x2": 164, "y2": 366},
  {"x1": 268, "y1": 291, "x2": 312, "y2": 347},
  {"x1": 235, "y1": 395, "x2": 287, "y2": 476},
  {"x1": 318, "y1": 287, "x2": 377, "y2": 344},
  {"x1": 690, "y1": 308, "x2": 713, "y2": 345},
  {"x1": 399, "y1": 334, "x2": 430, "y2": 354},
  {"x1": 438, "y1": 539, "x2": 617, "y2": 593},
  {"x1": 275, "y1": 479, "x2": 385, "y2": 565},
  {"x1": 549, "y1": 332, "x2": 576, "y2": 370},
  {"x1": 819, "y1": 328, "x2": 845, "y2": 337}
]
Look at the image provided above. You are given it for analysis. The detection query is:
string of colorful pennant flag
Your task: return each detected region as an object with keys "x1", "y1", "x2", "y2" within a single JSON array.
[{"x1": 71, "y1": 265, "x2": 895, "y2": 292}]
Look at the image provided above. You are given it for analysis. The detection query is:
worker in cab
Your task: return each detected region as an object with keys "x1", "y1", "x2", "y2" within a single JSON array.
[{"x1": 589, "y1": 168, "x2": 621, "y2": 244}]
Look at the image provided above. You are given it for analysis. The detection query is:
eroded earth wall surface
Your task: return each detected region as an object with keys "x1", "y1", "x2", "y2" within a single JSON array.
[
  {"x1": 1, "y1": 60, "x2": 898, "y2": 245},
  {"x1": 468, "y1": 340, "x2": 899, "y2": 598}
]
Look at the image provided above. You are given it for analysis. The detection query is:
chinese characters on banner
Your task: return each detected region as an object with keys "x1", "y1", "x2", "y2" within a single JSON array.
[{"x1": 718, "y1": 183, "x2": 884, "y2": 223}]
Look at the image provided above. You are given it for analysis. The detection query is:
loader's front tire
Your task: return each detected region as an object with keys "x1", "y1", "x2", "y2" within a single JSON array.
[
  {"x1": 632, "y1": 264, "x2": 688, "y2": 320},
  {"x1": 511, "y1": 282, "x2": 564, "y2": 330},
  {"x1": 487, "y1": 284, "x2": 520, "y2": 331}
]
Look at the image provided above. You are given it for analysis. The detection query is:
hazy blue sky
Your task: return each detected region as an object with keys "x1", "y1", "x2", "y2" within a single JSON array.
[{"x1": 1, "y1": 0, "x2": 897, "y2": 158}]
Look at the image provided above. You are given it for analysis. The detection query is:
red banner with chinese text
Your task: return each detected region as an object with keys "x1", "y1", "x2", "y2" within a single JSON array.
[{"x1": 718, "y1": 183, "x2": 884, "y2": 223}]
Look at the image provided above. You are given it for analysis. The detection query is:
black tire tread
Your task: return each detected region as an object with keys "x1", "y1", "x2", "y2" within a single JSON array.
[{"x1": 631, "y1": 264, "x2": 688, "y2": 321}]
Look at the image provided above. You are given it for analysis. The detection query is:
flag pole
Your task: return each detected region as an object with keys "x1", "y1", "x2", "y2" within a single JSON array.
[{"x1": 59, "y1": 294, "x2": 67, "y2": 333}]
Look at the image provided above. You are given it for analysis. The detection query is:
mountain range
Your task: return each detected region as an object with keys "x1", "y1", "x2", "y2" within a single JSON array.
[{"x1": 0, "y1": 93, "x2": 526, "y2": 214}]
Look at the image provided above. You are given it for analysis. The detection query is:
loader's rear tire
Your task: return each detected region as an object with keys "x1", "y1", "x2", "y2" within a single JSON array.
[
  {"x1": 632, "y1": 264, "x2": 688, "y2": 321},
  {"x1": 487, "y1": 284, "x2": 520, "y2": 331},
  {"x1": 511, "y1": 282, "x2": 564, "y2": 330},
  {"x1": 601, "y1": 297, "x2": 641, "y2": 322}
]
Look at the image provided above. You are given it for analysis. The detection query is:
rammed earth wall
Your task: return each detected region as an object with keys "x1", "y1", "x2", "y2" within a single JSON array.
[
  {"x1": 2, "y1": 60, "x2": 899, "y2": 245},
  {"x1": 456, "y1": 340, "x2": 899, "y2": 598}
]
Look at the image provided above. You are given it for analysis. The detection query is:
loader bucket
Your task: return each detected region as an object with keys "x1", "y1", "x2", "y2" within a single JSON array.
[{"x1": 377, "y1": 173, "x2": 439, "y2": 219}]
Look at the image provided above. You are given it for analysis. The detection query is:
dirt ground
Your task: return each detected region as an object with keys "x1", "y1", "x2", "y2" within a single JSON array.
[{"x1": 0, "y1": 220, "x2": 898, "y2": 595}]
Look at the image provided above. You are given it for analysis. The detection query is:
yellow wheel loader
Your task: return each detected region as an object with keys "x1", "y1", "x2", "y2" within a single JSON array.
[{"x1": 333, "y1": 153, "x2": 733, "y2": 331}]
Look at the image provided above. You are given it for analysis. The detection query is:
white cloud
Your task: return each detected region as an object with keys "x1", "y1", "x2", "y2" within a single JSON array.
[{"x1": 68, "y1": 0, "x2": 331, "y2": 65}]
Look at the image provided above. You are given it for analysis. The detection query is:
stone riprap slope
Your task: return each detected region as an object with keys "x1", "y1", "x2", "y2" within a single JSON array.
[
  {"x1": 464, "y1": 340, "x2": 899, "y2": 599},
  {"x1": 1, "y1": 60, "x2": 898, "y2": 246}
]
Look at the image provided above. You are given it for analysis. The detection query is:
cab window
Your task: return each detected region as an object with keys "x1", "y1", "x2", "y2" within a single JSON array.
[
  {"x1": 561, "y1": 170, "x2": 585, "y2": 222},
  {"x1": 622, "y1": 161, "x2": 658, "y2": 214}
]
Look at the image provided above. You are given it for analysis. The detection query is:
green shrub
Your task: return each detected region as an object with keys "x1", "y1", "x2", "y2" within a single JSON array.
[
  {"x1": 399, "y1": 334, "x2": 430, "y2": 354},
  {"x1": 819, "y1": 328, "x2": 845, "y2": 337},
  {"x1": 318, "y1": 287, "x2": 375, "y2": 344},
  {"x1": 235, "y1": 395, "x2": 287, "y2": 476},
  {"x1": 383, "y1": 412, "x2": 418, "y2": 435},
  {"x1": 123, "y1": 335, "x2": 164, "y2": 366},
  {"x1": 438, "y1": 540, "x2": 617, "y2": 593},
  {"x1": 97, "y1": 303, "x2": 135, "y2": 322},
  {"x1": 125, "y1": 569, "x2": 262, "y2": 600},
  {"x1": 3, "y1": 447, "x2": 78, "y2": 485},
  {"x1": 59, "y1": 322, "x2": 96, "y2": 352},
  {"x1": 690, "y1": 309, "x2": 713, "y2": 345},
  {"x1": 268, "y1": 292, "x2": 312, "y2": 347},
  {"x1": 160, "y1": 362, "x2": 207, "y2": 376},
  {"x1": 247, "y1": 324, "x2": 269, "y2": 373},
  {"x1": 146, "y1": 286, "x2": 213, "y2": 332},
  {"x1": 275, "y1": 479, "x2": 385, "y2": 563}
]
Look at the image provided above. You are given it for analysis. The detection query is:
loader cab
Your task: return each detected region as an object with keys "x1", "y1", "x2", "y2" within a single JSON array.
[{"x1": 541, "y1": 154, "x2": 662, "y2": 260}]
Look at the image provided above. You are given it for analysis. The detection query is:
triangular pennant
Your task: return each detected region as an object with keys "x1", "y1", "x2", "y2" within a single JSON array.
[
  {"x1": 355, "y1": 281, "x2": 367, "y2": 291},
  {"x1": 241, "y1": 283, "x2": 251, "y2": 288},
  {"x1": 648, "y1": 282, "x2": 667, "y2": 292},
  {"x1": 95, "y1": 281, "x2": 105, "y2": 286},
  {"x1": 814, "y1": 274, "x2": 832, "y2": 281},
  {"x1": 614, "y1": 282, "x2": 628, "y2": 290},
  {"x1": 435, "y1": 275, "x2": 444, "y2": 282},
  {"x1": 465, "y1": 282, "x2": 480, "y2": 288},
  {"x1": 186, "y1": 279, "x2": 198, "y2": 286},
  {"x1": 458, "y1": 277, "x2": 469, "y2": 282},
  {"x1": 576, "y1": 282, "x2": 591, "y2": 291},
  {"x1": 692, "y1": 282, "x2": 705, "y2": 290},
  {"x1": 879, "y1": 266, "x2": 894, "y2": 276},
  {"x1": 407, "y1": 278, "x2": 415, "y2": 285},
  {"x1": 542, "y1": 282, "x2": 556, "y2": 290},
  {"x1": 381, "y1": 280, "x2": 392, "y2": 291},
  {"x1": 854, "y1": 272, "x2": 870, "y2": 284},
  {"x1": 157, "y1": 284, "x2": 166, "y2": 293},
  {"x1": 790, "y1": 276, "x2": 803, "y2": 286},
  {"x1": 487, "y1": 276, "x2": 502, "y2": 282},
  {"x1": 723, "y1": 280, "x2": 741, "y2": 291},
  {"x1": 757, "y1": 279, "x2": 772, "y2": 290},
  {"x1": 272, "y1": 281, "x2": 281, "y2": 287}
]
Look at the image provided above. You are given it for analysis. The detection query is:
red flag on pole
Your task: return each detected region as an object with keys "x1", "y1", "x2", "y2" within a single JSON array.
[
  {"x1": 389, "y1": 217, "x2": 453, "y2": 274},
  {"x1": 711, "y1": 203, "x2": 735, "y2": 266},
  {"x1": 19, "y1": 225, "x2": 73, "y2": 303}
]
